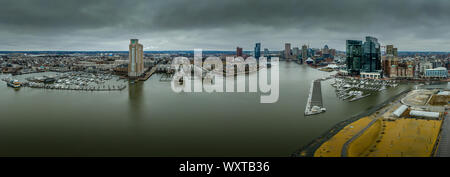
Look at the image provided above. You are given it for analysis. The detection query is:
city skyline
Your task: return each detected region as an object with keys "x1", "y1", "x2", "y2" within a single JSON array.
[{"x1": 0, "y1": 0, "x2": 449, "y2": 51}]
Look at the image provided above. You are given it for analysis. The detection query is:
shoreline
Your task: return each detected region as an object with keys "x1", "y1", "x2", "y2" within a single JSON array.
[{"x1": 291, "y1": 88, "x2": 412, "y2": 157}]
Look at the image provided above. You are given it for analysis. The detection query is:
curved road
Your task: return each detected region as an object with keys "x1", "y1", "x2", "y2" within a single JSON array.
[{"x1": 341, "y1": 101, "x2": 396, "y2": 157}]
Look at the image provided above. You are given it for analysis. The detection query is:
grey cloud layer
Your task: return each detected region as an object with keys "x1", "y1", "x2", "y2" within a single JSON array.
[{"x1": 0, "y1": 0, "x2": 449, "y2": 51}]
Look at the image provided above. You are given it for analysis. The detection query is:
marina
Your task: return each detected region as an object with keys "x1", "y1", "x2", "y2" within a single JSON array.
[
  {"x1": 332, "y1": 77, "x2": 398, "y2": 102},
  {"x1": 2, "y1": 72, "x2": 127, "y2": 91}
]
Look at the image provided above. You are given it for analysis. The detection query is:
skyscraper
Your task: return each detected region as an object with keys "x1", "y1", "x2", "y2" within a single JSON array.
[
  {"x1": 254, "y1": 43, "x2": 261, "y2": 59},
  {"x1": 347, "y1": 36, "x2": 382, "y2": 75},
  {"x1": 362, "y1": 36, "x2": 381, "y2": 73},
  {"x1": 236, "y1": 47, "x2": 243, "y2": 57},
  {"x1": 284, "y1": 43, "x2": 291, "y2": 59},
  {"x1": 346, "y1": 40, "x2": 363, "y2": 75},
  {"x1": 301, "y1": 45, "x2": 308, "y2": 61},
  {"x1": 128, "y1": 39, "x2": 144, "y2": 78}
]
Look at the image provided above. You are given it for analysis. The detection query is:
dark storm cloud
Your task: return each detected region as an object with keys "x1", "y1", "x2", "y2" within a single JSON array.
[{"x1": 0, "y1": 0, "x2": 449, "y2": 51}]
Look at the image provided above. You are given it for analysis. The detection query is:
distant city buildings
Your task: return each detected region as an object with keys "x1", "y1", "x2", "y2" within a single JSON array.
[
  {"x1": 128, "y1": 39, "x2": 144, "y2": 78},
  {"x1": 236, "y1": 47, "x2": 243, "y2": 57},
  {"x1": 264, "y1": 48, "x2": 270, "y2": 59},
  {"x1": 386, "y1": 45, "x2": 398, "y2": 57},
  {"x1": 284, "y1": 43, "x2": 291, "y2": 59},
  {"x1": 301, "y1": 45, "x2": 308, "y2": 61},
  {"x1": 382, "y1": 44, "x2": 414, "y2": 79},
  {"x1": 293, "y1": 47, "x2": 300, "y2": 59}
]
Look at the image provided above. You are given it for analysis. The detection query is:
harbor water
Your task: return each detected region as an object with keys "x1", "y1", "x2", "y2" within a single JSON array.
[{"x1": 0, "y1": 61, "x2": 446, "y2": 156}]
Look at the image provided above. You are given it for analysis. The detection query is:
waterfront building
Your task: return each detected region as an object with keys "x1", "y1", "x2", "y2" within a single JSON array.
[
  {"x1": 425, "y1": 67, "x2": 448, "y2": 78},
  {"x1": 362, "y1": 36, "x2": 381, "y2": 73},
  {"x1": 346, "y1": 36, "x2": 382, "y2": 76},
  {"x1": 284, "y1": 43, "x2": 291, "y2": 59},
  {"x1": 346, "y1": 40, "x2": 363, "y2": 75},
  {"x1": 389, "y1": 61, "x2": 415, "y2": 79},
  {"x1": 360, "y1": 72, "x2": 381, "y2": 79},
  {"x1": 128, "y1": 39, "x2": 144, "y2": 78},
  {"x1": 254, "y1": 43, "x2": 261, "y2": 59},
  {"x1": 236, "y1": 47, "x2": 243, "y2": 57}
]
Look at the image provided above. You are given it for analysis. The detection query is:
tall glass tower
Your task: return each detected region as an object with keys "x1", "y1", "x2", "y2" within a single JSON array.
[
  {"x1": 362, "y1": 36, "x2": 381, "y2": 73},
  {"x1": 254, "y1": 43, "x2": 261, "y2": 59},
  {"x1": 346, "y1": 36, "x2": 382, "y2": 75},
  {"x1": 346, "y1": 40, "x2": 363, "y2": 75}
]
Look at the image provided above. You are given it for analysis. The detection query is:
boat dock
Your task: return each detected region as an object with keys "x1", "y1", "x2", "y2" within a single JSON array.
[{"x1": 23, "y1": 82, "x2": 127, "y2": 91}]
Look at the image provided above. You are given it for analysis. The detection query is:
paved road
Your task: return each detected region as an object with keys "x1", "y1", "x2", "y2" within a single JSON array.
[
  {"x1": 341, "y1": 118, "x2": 378, "y2": 157},
  {"x1": 341, "y1": 103, "x2": 394, "y2": 157},
  {"x1": 436, "y1": 114, "x2": 450, "y2": 157}
]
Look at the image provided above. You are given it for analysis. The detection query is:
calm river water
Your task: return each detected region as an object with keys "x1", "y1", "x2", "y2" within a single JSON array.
[{"x1": 0, "y1": 62, "x2": 446, "y2": 156}]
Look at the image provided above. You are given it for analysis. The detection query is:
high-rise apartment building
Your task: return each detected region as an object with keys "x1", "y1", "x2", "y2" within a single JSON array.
[{"x1": 128, "y1": 39, "x2": 144, "y2": 78}]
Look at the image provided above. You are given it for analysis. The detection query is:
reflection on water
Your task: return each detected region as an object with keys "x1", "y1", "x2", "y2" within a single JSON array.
[{"x1": 128, "y1": 81, "x2": 144, "y2": 122}]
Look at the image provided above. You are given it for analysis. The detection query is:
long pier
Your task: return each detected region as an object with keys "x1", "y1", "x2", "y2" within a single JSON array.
[{"x1": 305, "y1": 79, "x2": 325, "y2": 116}]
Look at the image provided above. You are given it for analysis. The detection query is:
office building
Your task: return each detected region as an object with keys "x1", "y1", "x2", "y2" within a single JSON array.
[
  {"x1": 362, "y1": 36, "x2": 381, "y2": 73},
  {"x1": 346, "y1": 36, "x2": 382, "y2": 76},
  {"x1": 346, "y1": 40, "x2": 363, "y2": 75},
  {"x1": 254, "y1": 43, "x2": 261, "y2": 59}
]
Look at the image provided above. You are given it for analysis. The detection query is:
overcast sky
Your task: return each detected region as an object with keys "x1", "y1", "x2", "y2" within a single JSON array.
[{"x1": 0, "y1": 0, "x2": 449, "y2": 51}]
